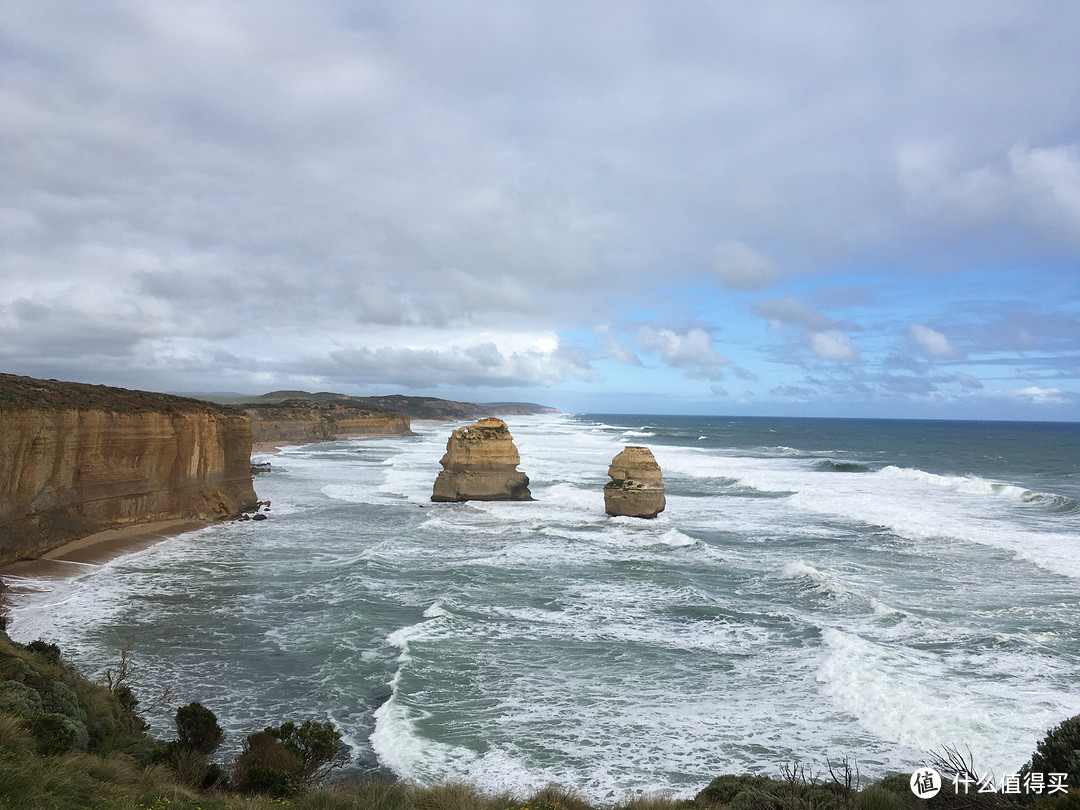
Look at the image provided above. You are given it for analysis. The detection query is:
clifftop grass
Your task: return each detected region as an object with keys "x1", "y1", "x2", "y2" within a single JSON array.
[{"x1": 0, "y1": 373, "x2": 240, "y2": 415}]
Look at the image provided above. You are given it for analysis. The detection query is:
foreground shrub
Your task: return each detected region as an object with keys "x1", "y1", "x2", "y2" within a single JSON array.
[
  {"x1": 233, "y1": 730, "x2": 306, "y2": 796},
  {"x1": 176, "y1": 700, "x2": 224, "y2": 756},
  {"x1": 1021, "y1": 714, "x2": 1080, "y2": 798},
  {"x1": 27, "y1": 710, "x2": 89, "y2": 755},
  {"x1": 267, "y1": 719, "x2": 348, "y2": 785},
  {"x1": 26, "y1": 638, "x2": 62, "y2": 665}
]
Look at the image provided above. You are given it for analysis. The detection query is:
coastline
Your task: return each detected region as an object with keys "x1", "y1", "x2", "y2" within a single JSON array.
[{"x1": 0, "y1": 518, "x2": 209, "y2": 587}]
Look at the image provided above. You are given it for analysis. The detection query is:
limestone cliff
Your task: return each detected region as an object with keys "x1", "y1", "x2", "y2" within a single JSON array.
[
  {"x1": 431, "y1": 418, "x2": 533, "y2": 502},
  {"x1": 604, "y1": 446, "x2": 666, "y2": 518},
  {"x1": 0, "y1": 374, "x2": 258, "y2": 564},
  {"x1": 244, "y1": 400, "x2": 413, "y2": 446}
]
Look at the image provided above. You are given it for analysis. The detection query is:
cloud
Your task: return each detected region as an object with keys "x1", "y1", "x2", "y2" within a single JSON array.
[
  {"x1": 955, "y1": 372, "x2": 983, "y2": 389},
  {"x1": 999, "y1": 386, "x2": 1068, "y2": 406},
  {"x1": 909, "y1": 324, "x2": 965, "y2": 359},
  {"x1": 897, "y1": 141, "x2": 1080, "y2": 248},
  {"x1": 753, "y1": 297, "x2": 834, "y2": 332},
  {"x1": 0, "y1": 3, "x2": 1078, "y2": 416},
  {"x1": 753, "y1": 297, "x2": 860, "y2": 365},
  {"x1": 322, "y1": 336, "x2": 598, "y2": 389},
  {"x1": 808, "y1": 330, "x2": 860, "y2": 363},
  {"x1": 637, "y1": 326, "x2": 729, "y2": 380},
  {"x1": 712, "y1": 240, "x2": 780, "y2": 290}
]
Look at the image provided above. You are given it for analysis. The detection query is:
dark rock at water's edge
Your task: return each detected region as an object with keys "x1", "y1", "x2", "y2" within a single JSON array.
[
  {"x1": 431, "y1": 418, "x2": 534, "y2": 502},
  {"x1": 604, "y1": 445, "x2": 666, "y2": 518}
]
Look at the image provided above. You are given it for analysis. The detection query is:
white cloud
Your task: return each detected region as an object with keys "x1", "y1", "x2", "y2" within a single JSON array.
[
  {"x1": 909, "y1": 324, "x2": 965, "y2": 359},
  {"x1": 712, "y1": 240, "x2": 780, "y2": 290},
  {"x1": 1001, "y1": 386, "x2": 1067, "y2": 406},
  {"x1": 638, "y1": 326, "x2": 729, "y2": 379},
  {"x1": 808, "y1": 330, "x2": 860, "y2": 363}
]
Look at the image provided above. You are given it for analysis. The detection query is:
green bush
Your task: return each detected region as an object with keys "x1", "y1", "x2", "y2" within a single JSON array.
[
  {"x1": 264, "y1": 719, "x2": 347, "y2": 786},
  {"x1": 697, "y1": 774, "x2": 780, "y2": 806},
  {"x1": 1022, "y1": 715, "x2": 1080, "y2": 794},
  {"x1": 856, "y1": 786, "x2": 913, "y2": 810},
  {"x1": 1, "y1": 654, "x2": 41, "y2": 687},
  {"x1": 0, "y1": 680, "x2": 44, "y2": 715},
  {"x1": 233, "y1": 730, "x2": 305, "y2": 797},
  {"x1": 27, "y1": 711, "x2": 89, "y2": 755},
  {"x1": 1034, "y1": 790, "x2": 1080, "y2": 810},
  {"x1": 175, "y1": 701, "x2": 223, "y2": 757},
  {"x1": 41, "y1": 680, "x2": 86, "y2": 722},
  {"x1": 26, "y1": 639, "x2": 62, "y2": 665}
]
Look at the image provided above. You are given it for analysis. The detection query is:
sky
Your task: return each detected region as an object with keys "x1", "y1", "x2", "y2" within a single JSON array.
[{"x1": 2, "y1": 2, "x2": 1079, "y2": 420}]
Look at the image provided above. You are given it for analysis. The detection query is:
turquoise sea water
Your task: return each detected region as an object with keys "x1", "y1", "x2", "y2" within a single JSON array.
[{"x1": 5, "y1": 414, "x2": 1080, "y2": 801}]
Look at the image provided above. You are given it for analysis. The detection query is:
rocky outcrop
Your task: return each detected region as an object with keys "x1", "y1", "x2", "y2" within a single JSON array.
[
  {"x1": 604, "y1": 446, "x2": 666, "y2": 518},
  {"x1": 244, "y1": 400, "x2": 413, "y2": 447},
  {"x1": 0, "y1": 374, "x2": 258, "y2": 564},
  {"x1": 431, "y1": 418, "x2": 533, "y2": 502}
]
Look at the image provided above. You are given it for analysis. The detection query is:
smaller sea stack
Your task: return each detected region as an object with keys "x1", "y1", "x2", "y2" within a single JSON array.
[
  {"x1": 431, "y1": 418, "x2": 533, "y2": 502},
  {"x1": 604, "y1": 445, "x2": 666, "y2": 518}
]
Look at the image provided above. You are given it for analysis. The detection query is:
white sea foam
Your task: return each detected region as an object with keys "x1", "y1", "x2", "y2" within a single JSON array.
[
  {"x1": 816, "y1": 628, "x2": 1078, "y2": 777},
  {"x1": 5, "y1": 413, "x2": 1076, "y2": 802}
]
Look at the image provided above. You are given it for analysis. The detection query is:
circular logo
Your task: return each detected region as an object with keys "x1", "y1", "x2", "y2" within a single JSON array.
[{"x1": 911, "y1": 767, "x2": 942, "y2": 799}]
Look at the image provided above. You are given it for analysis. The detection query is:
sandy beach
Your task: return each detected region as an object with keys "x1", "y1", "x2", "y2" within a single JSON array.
[{"x1": 0, "y1": 519, "x2": 209, "y2": 587}]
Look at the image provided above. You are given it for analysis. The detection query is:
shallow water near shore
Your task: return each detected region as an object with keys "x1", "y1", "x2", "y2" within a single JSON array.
[{"x1": 5, "y1": 414, "x2": 1080, "y2": 801}]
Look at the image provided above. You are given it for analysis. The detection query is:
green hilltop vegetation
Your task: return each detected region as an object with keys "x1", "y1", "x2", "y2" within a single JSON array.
[
  {"x1": 0, "y1": 373, "x2": 230, "y2": 414},
  {"x1": 201, "y1": 390, "x2": 558, "y2": 421},
  {"x1": 1, "y1": 615, "x2": 1078, "y2": 810}
]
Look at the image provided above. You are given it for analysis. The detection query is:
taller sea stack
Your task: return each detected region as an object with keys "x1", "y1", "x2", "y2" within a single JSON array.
[
  {"x1": 431, "y1": 418, "x2": 533, "y2": 502},
  {"x1": 604, "y1": 445, "x2": 666, "y2": 518}
]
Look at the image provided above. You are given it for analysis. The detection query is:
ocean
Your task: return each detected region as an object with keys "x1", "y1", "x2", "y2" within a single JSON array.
[{"x1": 5, "y1": 414, "x2": 1080, "y2": 801}]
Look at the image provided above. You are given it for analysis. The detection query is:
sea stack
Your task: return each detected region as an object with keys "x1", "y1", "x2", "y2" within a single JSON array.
[
  {"x1": 431, "y1": 418, "x2": 533, "y2": 502},
  {"x1": 604, "y1": 446, "x2": 666, "y2": 518}
]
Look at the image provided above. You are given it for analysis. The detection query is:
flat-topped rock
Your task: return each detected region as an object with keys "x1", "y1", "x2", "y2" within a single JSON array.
[
  {"x1": 604, "y1": 445, "x2": 666, "y2": 518},
  {"x1": 431, "y1": 418, "x2": 533, "y2": 502}
]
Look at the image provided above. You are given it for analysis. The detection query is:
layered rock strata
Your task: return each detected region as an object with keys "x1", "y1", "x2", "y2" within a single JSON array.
[
  {"x1": 0, "y1": 374, "x2": 258, "y2": 564},
  {"x1": 604, "y1": 445, "x2": 666, "y2": 518},
  {"x1": 244, "y1": 400, "x2": 413, "y2": 447},
  {"x1": 431, "y1": 418, "x2": 533, "y2": 502}
]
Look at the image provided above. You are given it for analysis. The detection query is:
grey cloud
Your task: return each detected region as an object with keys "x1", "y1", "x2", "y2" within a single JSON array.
[
  {"x1": 956, "y1": 372, "x2": 983, "y2": 389},
  {"x1": 712, "y1": 240, "x2": 780, "y2": 290},
  {"x1": 753, "y1": 297, "x2": 836, "y2": 332},
  {"x1": 2, "y1": 2, "x2": 1079, "y2": 407},
  {"x1": 321, "y1": 340, "x2": 597, "y2": 389}
]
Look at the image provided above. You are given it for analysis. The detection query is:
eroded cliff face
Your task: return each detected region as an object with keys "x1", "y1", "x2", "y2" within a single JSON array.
[
  {"x1": 431, "y1": 417, "x2": 533, "y2": 502},
  {"x1": 0, "y1": 374, "x2": 258, "y2": 564},
  {"x1": 244, "y1": 401, "x2": 413, "y2": 446}
]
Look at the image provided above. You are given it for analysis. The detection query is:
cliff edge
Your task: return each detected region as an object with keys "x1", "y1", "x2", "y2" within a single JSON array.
[
  {"x1": 0, "y1": 374, "x2": 258, "y2": 564},
  {"x1": 243, "y1": 399, "x2": 413, "y2": 447}
]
